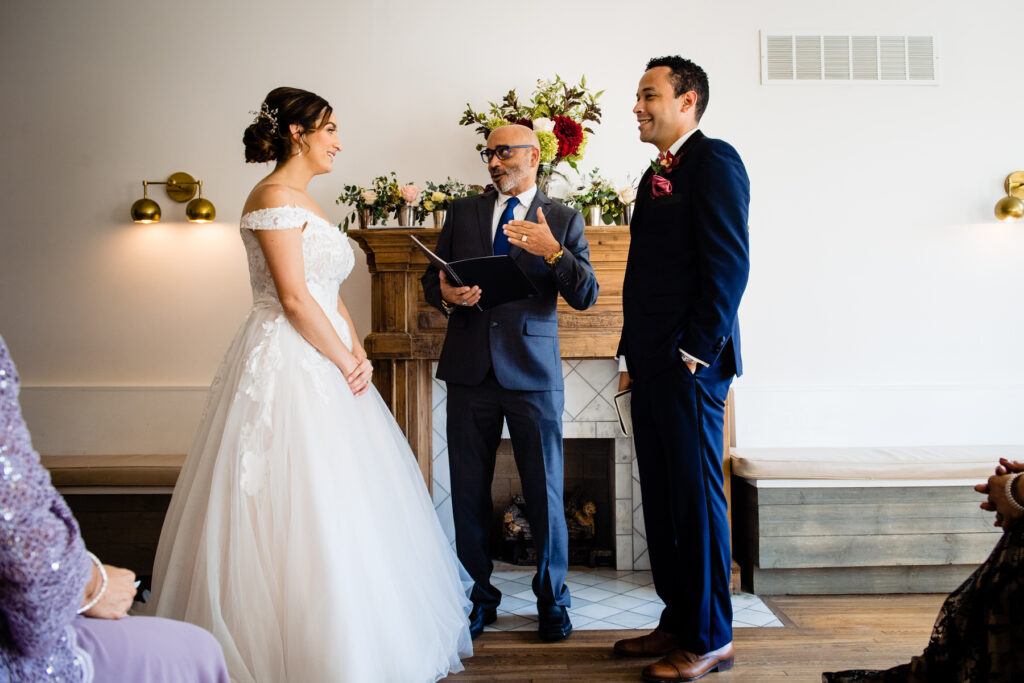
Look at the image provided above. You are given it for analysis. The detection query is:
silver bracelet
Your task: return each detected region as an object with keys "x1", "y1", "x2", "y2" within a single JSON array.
[
  {"x1": 77, "y1": 551, "x2": 107, "y2": 614},
  {"x1": 1005, "y1": 472, "x2": 1024, "y2": 514}
]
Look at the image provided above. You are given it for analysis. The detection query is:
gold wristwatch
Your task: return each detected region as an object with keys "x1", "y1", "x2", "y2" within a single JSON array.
[{"x1": 544, "y1": 246, "x2": 564, "y2": 268}]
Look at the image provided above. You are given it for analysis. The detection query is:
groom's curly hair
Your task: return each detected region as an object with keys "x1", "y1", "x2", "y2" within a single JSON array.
[{"x1": 646, "y1": 56, "x2": 709, "y2": 122}]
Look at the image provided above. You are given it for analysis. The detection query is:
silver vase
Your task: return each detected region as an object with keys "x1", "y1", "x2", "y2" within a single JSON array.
[
  {"x1": 397, "y1": 203, "x2": 415, "y2": 227},
  {"x1": 358, "y1": 208, "x2": 371, "y2": 229},
  {"x1": 432, "y1": 209, "x2": 447, "y2": 228},
  {"x1": 621, "y1": 204, "x2": 633, "y2": 225},
  {"x1": 585, "y1": 205, "x2": 602, "y2": 226}
]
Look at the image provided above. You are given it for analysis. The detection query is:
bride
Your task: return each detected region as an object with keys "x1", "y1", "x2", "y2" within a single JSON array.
[{"x1": 148, "y1": 87, "x2": 473, "y2": 682}]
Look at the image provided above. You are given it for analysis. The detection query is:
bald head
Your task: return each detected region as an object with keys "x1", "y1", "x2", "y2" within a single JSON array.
[{"x1": 487, "y1": 124, "x2": 540, "y2": 149}]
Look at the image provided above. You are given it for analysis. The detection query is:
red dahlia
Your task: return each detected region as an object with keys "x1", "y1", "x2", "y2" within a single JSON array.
[
  {"x1": 514, "y1": 117, "x2": 534, "y2": 129},
  {"x1": 552, "y1": 115, "x2": 583, "y2": 158}
]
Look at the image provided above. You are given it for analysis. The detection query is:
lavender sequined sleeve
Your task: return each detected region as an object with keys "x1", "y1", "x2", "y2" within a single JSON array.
[{"x1": 0, "y1": 335, "x2": 93, "y2": 679}]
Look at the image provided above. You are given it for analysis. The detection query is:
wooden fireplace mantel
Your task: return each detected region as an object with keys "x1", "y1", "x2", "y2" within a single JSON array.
[{"x1": 348, "y1": 226, "x2": 630, "y2": 488}]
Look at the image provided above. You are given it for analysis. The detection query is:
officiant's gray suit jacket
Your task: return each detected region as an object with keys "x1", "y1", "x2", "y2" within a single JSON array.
[{"x1": 421, "y1": 189, "x2": 599, "y2": 390}]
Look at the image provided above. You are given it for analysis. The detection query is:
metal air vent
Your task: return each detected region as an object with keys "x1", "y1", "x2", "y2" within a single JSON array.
[{"x1": 761, "y1": 32, "x2": 938, "y2": 84}]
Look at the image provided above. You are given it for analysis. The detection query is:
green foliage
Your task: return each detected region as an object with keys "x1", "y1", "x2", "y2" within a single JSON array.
[
  {"x1": 570, "y1": 168, "x2": 622, "y2": 223},
  {"x1": 336, "y1": 172, "x2": 401, "y2": 230}
]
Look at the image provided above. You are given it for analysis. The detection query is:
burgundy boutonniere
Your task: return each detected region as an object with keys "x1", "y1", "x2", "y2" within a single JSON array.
[{"x1": 649, "y1": 150, "x2": 680, "y2": 198}]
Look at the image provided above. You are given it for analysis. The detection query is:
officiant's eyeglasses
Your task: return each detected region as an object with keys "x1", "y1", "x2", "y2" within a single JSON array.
[{"x1": 480, "y1": 145, "x2": 534, "y2": 163}]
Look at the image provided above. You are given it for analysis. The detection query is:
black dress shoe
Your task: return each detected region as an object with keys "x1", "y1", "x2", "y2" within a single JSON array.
[
  {"x1": 469, "y1": 604, "x2": 497, "y2": 639},
  {"x1": 537, "y1": 604, "x2": 573, "y2": 642}
]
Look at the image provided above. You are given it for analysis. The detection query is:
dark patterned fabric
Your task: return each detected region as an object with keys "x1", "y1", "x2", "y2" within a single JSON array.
[{"x1": 823, "y1": 522, "x2": 1024, "y2": 682}]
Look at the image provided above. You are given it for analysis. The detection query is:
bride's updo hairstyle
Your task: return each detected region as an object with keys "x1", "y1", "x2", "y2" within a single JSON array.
[{"x1": 243, "y1": 87, "x2": 333, "y2": 163}]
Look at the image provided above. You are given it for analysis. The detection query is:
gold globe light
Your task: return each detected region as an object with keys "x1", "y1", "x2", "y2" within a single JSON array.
[
  {"x1": 994, "y1": 171, "x2": 1024, "y2": 221},
  {"x1": 130, "y1": 182, "x2": 161, "y2": 223},
  {"x1": 995, "y1": 195, "x2": 1024, "y2": 221},
  {"x1": 186, "y1": 197, "x2": 216, "y2": 223},
  {"x1": 129, "y1": 172, "x2": 216, "y2": 224}
]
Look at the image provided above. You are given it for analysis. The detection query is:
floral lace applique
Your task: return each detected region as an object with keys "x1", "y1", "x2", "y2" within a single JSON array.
[
  {"x1": 239, "y1": 316, "x2": 285, "y2": 418},
  {"x1": 238, "y1": 423, "x2": 268, "y2": 497},
  {"x1": 235, "y1": 316, "x2": 286, "y2": 496}
]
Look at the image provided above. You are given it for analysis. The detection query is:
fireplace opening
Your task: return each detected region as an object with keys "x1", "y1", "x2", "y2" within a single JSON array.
[{"x1": 488, "y1": 438, "x2": 615, "y2": 567}]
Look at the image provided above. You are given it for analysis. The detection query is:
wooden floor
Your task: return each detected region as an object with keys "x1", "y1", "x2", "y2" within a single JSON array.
[{"x1": 442, "y1": 594, "x2": 946, "y2": 682}]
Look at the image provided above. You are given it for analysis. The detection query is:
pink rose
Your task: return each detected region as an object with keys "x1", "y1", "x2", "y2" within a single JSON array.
[
  {"x1": 651, "y1": 174, "x2": 673, "y2": 198},
  {"x1": 399, "y1": 184, "x2": 420, "y2": 203}
]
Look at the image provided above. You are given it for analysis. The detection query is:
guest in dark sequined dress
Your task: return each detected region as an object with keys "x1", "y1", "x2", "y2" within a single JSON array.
[{"x1": 823, "y1": 458, "x2": 1024, "y2": 683}]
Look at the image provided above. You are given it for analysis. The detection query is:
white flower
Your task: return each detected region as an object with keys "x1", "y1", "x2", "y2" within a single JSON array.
[
  {"x1": 617, "y1": 186, "x2": 637, "y2": 204},
  {"x1": 361, "y1": 190, "x2": 377, "y2": 205},
  {"x1": 532, "y1": 117, "x2": 555, "y2": 133}
]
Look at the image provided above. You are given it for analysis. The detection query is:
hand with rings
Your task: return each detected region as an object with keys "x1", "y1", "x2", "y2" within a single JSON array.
[
  {"x1": 439, "y1": 271, "x2": 482, "y2": 309},
  {"x1": 504, "y1": 207, "x2": 561, "y2": 259}
]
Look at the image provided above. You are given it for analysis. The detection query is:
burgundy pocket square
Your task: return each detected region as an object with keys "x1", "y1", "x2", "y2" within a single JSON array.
[{"x1": 651, "y1": 174, "x2": 673, "y2": 198}]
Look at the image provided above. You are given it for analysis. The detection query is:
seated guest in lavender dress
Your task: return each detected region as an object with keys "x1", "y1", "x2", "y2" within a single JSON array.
[{"x1": 0, "y1": 334, "x2": 229, "y2": 683}]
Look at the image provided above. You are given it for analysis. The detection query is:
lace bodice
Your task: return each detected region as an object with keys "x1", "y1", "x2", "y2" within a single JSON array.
[{"x1": 240, "y1": 206, "x2": 354, "y2": 308}]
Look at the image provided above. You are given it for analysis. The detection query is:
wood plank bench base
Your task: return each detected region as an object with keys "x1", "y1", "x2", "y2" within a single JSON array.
[{"x1": 731, "y1": 446, "x2": 1023, "y2": 595}]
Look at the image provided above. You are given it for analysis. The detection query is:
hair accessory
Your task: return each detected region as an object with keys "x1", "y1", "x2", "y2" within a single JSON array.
[
  {"x1": 77, "y1": 551, "x2": 107, "y2": 614},
  {"x1": 249, "y1": 101, "x2": 279, "y2": 135}
]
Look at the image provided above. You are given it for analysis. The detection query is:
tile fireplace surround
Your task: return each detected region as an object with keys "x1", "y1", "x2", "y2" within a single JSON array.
[{"x1": 430, "y1": 359, "x2": 649, "y2": 570}]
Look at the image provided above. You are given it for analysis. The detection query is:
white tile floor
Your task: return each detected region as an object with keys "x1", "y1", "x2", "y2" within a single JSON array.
[{"x1": 485, "y1": 563, "x2": 783, "y2": 632}]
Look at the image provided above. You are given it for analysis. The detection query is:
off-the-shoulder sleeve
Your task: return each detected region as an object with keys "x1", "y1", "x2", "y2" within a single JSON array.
[
  {"x1": 0, "y1": 336, "x2": 92, "y2": 658},
  {"x1": 240, "y1": 206, "x2": 310, "y2": 231}
]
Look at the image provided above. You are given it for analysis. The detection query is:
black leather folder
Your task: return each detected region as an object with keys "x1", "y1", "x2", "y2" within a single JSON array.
[{"x1": 411, "y1": 235, "x2": 540, "y2": 311}]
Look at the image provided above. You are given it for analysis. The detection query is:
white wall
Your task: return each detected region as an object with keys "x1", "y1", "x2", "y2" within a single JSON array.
[{"x1": 2, "y1": 0, "x2": 1022, "y2": 453}]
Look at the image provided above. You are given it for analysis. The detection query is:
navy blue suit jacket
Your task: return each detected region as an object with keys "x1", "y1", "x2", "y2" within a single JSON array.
[
  {"x1": 617, "y1": 131, "x2": 750, "y2": 381},
  {"x1": 422, "y1": 189, "x2": 599, "y2": 391}
]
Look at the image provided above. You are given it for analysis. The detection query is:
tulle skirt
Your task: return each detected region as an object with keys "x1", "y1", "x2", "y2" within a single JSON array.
[{"x1": 149, "y1": 301, "x2": 473, "y2": 682}]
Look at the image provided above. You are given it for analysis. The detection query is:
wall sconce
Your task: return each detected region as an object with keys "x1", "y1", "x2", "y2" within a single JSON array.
[
  {"x1": 994, "y1": 171, "x2": 1024, "y2": 221},
  {"x1": 130, "y1": 172, "x2": 216, "y2": 224}
]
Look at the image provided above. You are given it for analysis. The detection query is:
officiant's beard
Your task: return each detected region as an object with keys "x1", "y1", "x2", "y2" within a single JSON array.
[{"x1": 491, "y1": 164, "x2": 529, "y2": 194}]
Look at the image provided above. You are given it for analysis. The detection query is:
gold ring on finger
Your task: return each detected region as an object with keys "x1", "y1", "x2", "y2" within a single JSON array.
[{"x1": 521, "y1": 235, "x2": 528, "y2": 242}]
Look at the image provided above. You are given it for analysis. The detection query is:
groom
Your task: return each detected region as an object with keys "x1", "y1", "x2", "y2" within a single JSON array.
[
  {"x1": 421, "y1": 124, "x2": 599, "y2": 641},
  {"x1": 614, "y1": 56, "x2": 750, "y2": 681}
]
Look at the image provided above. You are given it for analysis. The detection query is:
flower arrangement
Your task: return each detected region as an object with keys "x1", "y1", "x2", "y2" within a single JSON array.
[
  {"x1": 337, "y1": 172, "x2": 402, "y2": 229},
  {"x1": 416, "y1": 177, "x2": 481, "y2": 223},
  {"x1": 570, "y1": 169, "x2": 622, "y2": 224},
  {"x1": 459, "y1": 75, "x2": 603, "y2": 188},
  {"x1": 339, "y1": 175, "x2": 486, "y2": 229}
]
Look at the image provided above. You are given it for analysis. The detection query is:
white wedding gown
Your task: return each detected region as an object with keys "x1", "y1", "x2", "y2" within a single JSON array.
[{"x1": 149, "y1": 206, "x2": 473, "y2": 682}]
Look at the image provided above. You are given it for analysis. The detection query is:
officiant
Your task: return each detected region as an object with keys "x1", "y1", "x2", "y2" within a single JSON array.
[{"x1": 421, "y1": 124, "x2": 599, "y2": 642}]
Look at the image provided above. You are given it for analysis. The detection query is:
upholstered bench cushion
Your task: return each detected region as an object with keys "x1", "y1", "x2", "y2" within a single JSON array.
[
  {"x1": 41, "y1": 454, "x2": 185, "y2": 488},
  {"x1": 731, "y1": 445, "x2": 1024, "y2": 481}
]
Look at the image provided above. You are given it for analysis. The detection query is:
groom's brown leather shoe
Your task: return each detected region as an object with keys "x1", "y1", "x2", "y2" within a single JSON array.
[
  {"x1": 613, "y1": 628, "x2": 682, "y2": 658},
  {"x1": 641, "y1": 642, "x2": 734, "y2": 682}
]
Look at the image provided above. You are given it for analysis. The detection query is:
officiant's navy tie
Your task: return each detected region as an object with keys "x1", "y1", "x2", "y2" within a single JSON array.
[{"x1": 492, "y1": 197, "x2": 519, "y2": 256}]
